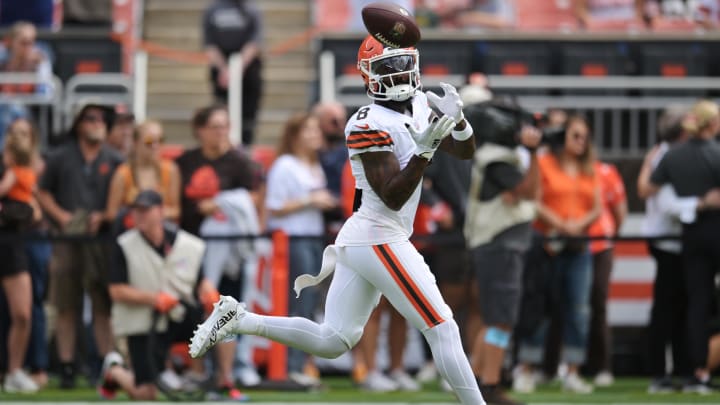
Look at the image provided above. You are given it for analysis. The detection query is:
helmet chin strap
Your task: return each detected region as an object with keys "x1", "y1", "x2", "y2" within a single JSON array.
[{"x1": 386, "y1": 84, "x2": 415, "y2": 102}]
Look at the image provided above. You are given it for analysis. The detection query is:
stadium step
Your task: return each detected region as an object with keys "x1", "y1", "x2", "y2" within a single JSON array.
[{"x1": 142, "y1": 0, "x2": 313, "y2": 146}]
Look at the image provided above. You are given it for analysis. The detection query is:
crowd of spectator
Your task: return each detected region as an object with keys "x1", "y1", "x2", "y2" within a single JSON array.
[
  {"x1": 316, "y1": 0, "x2": 720, "y2": 32},
  {"x1": 3, "y1": 3, "x2": 720, "y2": 403}
]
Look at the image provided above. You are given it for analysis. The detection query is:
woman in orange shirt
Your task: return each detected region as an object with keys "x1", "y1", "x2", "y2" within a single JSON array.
[
  {"x1": 0, "y1": 122, "x2": 42, "y2": 393},
  {"x1": 106, "y1": 120, "x2": 180, "y2": 230},
  {"x1": 514, "y1": 115, "x2": 601, "y2": 394}
]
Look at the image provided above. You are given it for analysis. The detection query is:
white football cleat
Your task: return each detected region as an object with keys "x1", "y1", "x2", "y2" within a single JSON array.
[{"x1": 189, "y1": 295, "x2": 243, "y2": 358}]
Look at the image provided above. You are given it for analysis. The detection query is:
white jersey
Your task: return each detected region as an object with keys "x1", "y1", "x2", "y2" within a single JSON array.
[{"x1": 335, "y1": 92, "x2": 434, "y2": 246}]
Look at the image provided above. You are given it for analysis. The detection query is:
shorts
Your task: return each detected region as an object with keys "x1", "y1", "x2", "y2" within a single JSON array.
[
  {"x1": 49, "y1": 240, "x2": 112, "y2": 314},
  {"x1": 472, "y1": 242, "x2": 524, "y2": 326},
  {"x1": 0, "y1": 239, "x2": 28, "y2": 278},
  {"x1": 429, "y1": 246, "x2": 472, "y2": 284},
  {"x1": 127, "y1": 304, "x2": 202, "y2": 385}
]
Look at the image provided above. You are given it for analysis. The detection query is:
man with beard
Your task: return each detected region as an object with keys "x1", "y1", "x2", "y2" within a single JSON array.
[{"x1": 37, "y1": 104, "x2": 124, "y2": 388}]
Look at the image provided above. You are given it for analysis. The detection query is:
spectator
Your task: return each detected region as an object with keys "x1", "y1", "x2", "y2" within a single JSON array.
[
  {"x1": 265, "y1": 112, "x2": 337, "y2": 386},
  {"x1": 313, "y1": 101, "x2": 348, "y2": 197},
  {"x1": 585, "y1": 161, "x2": 627, "y2": 387},
  {"x1": 646, "y1": 99, "x2": 720, "y2": 393},
  {"x1": 0, "y1": 115, "x2": 42, "y2": 394},
  {"x1": 100, "y1": 190, "x2": 225, "y2": 401},
  {"x1": 106, "y1": 119, "x2": 181, "y2": 230},
  {"x1": 0, "y1": 21, "x2": 52, "y2": 146},
  {"x1": 574, "y1": 0, "x2": 645, "y2": 29},
  {"x1": 8, "y1": 117, "x2": 51, "y2": 389},
  {"x1": 203, "y1": 0, "x2": 263, "y2": 146},
  {"x1": 105, "y1": 112, "x2": 135, "y2": 159},
  {"x1": 62, "y1": 0, "x2": 112, "y2": 27},
  {"x1": 637, "y1": 106, "x2": 691, "y2": 393},
  {"x1": 36, "y1": 103, "x2": 123, "y2": 389},
  {"x1": 514, "y1": 115, "x2": 600, "y2": 394},
  {"x1": 176, "y1": 104, "x2": 262, "y2": 395},
  {"x1": 454, "y1": 0, "x2": 515, "y2": 30},
  {"x1": 313, "y1": 101, "x2": 348, "y2": 234},
  {"x1": 0, "y1": 1, "x2": 53, "y2": 28}
]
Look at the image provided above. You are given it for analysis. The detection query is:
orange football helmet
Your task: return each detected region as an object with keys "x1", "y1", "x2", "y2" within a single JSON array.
[{"x1": 357, "y1": 35, "x2": 420, "y2": 102}]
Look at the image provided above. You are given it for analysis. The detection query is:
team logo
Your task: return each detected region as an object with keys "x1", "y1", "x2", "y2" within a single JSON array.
[
  {"x1": 208, "y1": 309, "x2": 237, "y2": 344},
  {"x1": 391, "y1": 22, "x2": 406, "y2": 39}
]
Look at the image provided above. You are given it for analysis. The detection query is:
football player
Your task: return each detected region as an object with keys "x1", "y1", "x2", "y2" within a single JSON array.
[{"x1": 190, "y1": 35, "x2": 484, "y2": 404}]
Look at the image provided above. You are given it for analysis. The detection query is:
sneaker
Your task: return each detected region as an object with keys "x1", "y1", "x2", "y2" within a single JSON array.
[
  {"x1": 562, "y1": 372, "x2": 593, "y2": 394},
  {"x1": 594, "y1": 370, "x2": 614, "y2": 387},
  {"x1": 390, "y1": 369, "x2": 420, "y2": 391},
  {"x1": 480, "y1": 383, "x2": 525, "y2": 405},
  {"x1": 189, "y1": 295, "x2": 243, "y2": 358},
  {"x1": 512, "y1": 369, "x2": 536, "y2": 394},
  {"x1": 97, "y1": 351, "x2": 123, "y2": 399},
  {"x1": 439, "y1": 377, "x2": 452, "y2": 393},
  {"x1": 415, "y1": 362, "x2": 438, "y2": 384},
  {"x1": 362, "y1": 370, "x2": 399, "y2": 392},
  {"x1": 216, "y1": 383, "x2": 249, "y2": 402},
  {"x1": 648, "y1": 376, "x2": 678, "y2": 394},
  {"x1": 159, "y1": 369, "x2": 184, "y2": 391},
  {"x1": 235, "y1": 366, "x2": 261, "y2": 387},
  {"x1": 181, "y1": 370, "x2": 207, "y2": 392},
  {"x1": 3, "y1": 369, "x2": 39, "y2": 394},
  {"x1": 288, "y1": 371, "x2": 322, "y2": 387},
  {"x1": 683, "y1": 376, "x2": 715, "y2": 394}
]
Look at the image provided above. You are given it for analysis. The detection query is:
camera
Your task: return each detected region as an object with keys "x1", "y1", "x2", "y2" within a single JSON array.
[{"x1": 464, "y1": 96, "x2": 565, "y2": 148}]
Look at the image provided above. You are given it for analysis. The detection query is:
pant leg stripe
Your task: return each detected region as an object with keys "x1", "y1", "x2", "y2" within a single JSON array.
[{"x1": 374, "y1": 244, "x2": 443, "y2": 328}]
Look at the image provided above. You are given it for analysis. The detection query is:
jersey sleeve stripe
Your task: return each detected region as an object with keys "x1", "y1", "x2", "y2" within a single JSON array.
[{"x1": 346, "y1": 131, "x2": 393, "y2": 149}]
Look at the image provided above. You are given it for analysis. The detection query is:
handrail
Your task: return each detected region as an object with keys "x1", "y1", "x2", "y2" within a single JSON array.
[
  {"x1": 0, "y1": 72, "x2": 63, "y2": 145},
  {"x1": 486, "y1": 75, "x2": 720, "y2": 90},
  {"x1": 62, "y1": 72, "x2": 134, "y2": 130}
]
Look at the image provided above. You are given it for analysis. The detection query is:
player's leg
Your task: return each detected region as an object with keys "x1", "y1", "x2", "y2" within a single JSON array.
[
  {"x1": 190, "y1": 258, "x2": 380, "y2": 359},
  {"x1": 348, "y1": 241, "x2": 484, "y2": 405}
]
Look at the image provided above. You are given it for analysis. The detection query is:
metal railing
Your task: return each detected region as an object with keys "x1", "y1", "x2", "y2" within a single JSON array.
[
  {"x1": 0, "y1": 72, "x2": 63, "y2": 147},
  {"x1": 320, "y1": 50, "x2": 720, "y2": 157},
  {"x1": 63, "y1": 72, "x2": 134, "y2": 131}
]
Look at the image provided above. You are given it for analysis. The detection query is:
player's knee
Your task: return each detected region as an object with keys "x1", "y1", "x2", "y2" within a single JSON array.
[{"x1": 316, "y1": 338, "x2": 348, "y2": 359}]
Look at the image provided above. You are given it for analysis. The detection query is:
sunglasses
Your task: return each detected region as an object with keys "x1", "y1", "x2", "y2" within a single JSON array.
[
  {"x1": 142, "y1": 137, "x2": 164, "y2": 146},
  {"x1": 82, "y1": 114, "x2": 104, "y2": 123}
]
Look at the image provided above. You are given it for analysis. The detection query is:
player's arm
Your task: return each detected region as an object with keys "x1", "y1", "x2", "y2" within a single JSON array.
[
  {"x1": 438, "y1": 119, "x2": 475, "y2": 159},
  {"x1": 360, "y1": 151, "x2": 429, "y2": 211}
]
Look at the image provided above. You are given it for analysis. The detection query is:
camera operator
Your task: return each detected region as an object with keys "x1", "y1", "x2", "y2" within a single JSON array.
[{"x1": 463, "y1": 98, "x2": 541, "y2": 405}]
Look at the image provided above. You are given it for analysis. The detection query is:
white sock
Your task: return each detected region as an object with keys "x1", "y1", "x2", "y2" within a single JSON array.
[
  {"x1": 237, "y1": 312, "x2": 349, "y2": 359},
  {"x1": 423, "y1": 320, "x2": 485, "y2": 405}
]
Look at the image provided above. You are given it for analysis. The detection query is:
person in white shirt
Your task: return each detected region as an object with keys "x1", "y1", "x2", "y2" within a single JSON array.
[{"x1": 264, "y1": 112, "x2": 338, "y2": 386}]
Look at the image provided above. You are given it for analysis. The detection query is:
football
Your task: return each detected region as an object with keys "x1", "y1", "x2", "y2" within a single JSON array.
[{"x1": 361, "y1": 2, "x2": 421, "y2": 49}]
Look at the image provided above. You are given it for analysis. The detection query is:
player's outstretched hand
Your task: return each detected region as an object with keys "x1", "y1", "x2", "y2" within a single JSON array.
[
  {"x1": 407, "y1": 115, "x2": 455, "y2": 160},
  {"x1": 426, "y1": 82, "x2": 464, "y2": 124}
]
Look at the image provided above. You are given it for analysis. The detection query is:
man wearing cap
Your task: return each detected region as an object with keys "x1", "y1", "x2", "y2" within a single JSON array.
[
  {"x1": 99, "y1": 190, "x2": 223, "y2": 400},
  {"x1": 36, "y1": 103, "x2": 124, "y2": 388}
]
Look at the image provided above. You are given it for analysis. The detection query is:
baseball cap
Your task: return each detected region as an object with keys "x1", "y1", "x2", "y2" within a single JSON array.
[{"x1": 131, "y1": 190, "x2": 163, "y2": 209}]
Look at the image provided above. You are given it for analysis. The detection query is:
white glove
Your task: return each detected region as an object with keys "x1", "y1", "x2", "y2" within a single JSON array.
[
  {"x1": 426, "y1": 82, "x2": 464, "y2": 124},
  {"x1": 406, "y1": 115, "x2": 456, "y2": 160}
]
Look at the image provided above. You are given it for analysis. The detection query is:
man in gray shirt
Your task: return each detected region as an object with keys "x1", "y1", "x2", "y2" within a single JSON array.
[{"x1": 37, "y1": 104, "x2": 123, "y2": 389}]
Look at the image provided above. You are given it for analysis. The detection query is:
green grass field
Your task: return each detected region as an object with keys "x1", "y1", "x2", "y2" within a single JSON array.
[{"x1": 2, "y1": 377, "x2": 720, "y2": 403}]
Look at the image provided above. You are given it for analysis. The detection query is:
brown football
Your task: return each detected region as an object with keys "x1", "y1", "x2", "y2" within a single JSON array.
[{"x1": 361, "y1": 2, "x2": 421, "y2": 49}]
